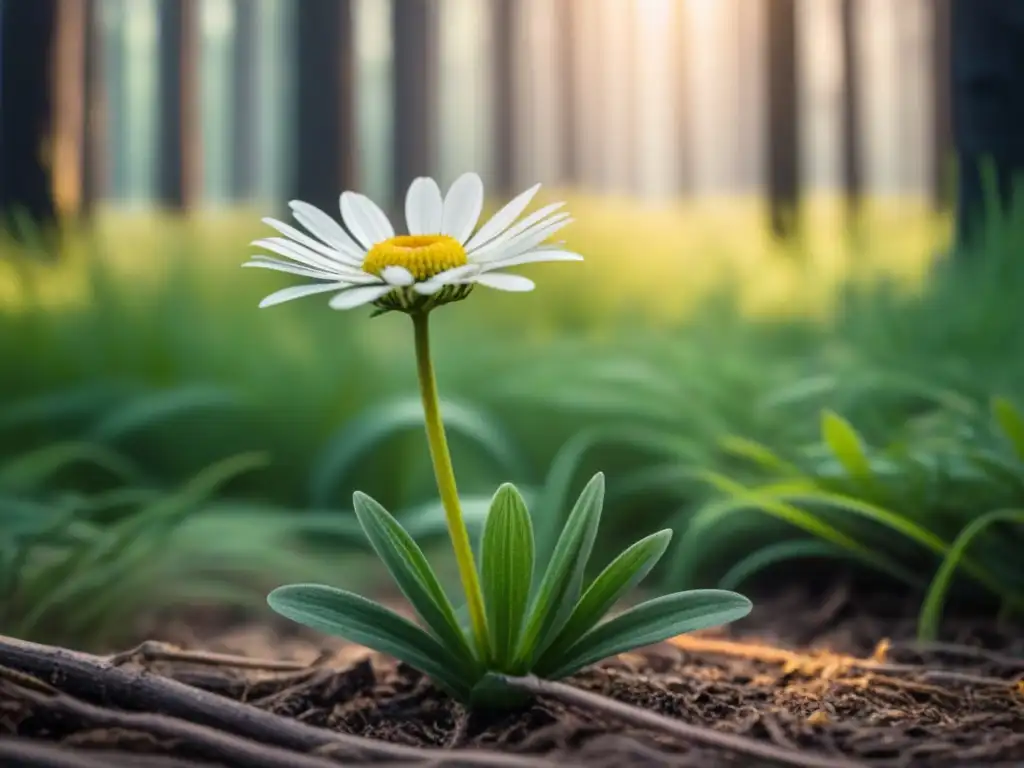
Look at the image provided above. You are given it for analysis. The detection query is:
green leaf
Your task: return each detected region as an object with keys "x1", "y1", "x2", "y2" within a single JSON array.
[
  {"x1": 480, "y1": 483, "x2": 535, "y2": 669},
  {"x1": 767, "y1": 487, "x2": 1018, "y2": 602},
  {"x1": 821, "y1": 410, "x2": 874, "y2": 482},
  {"x1": 918, "y1": 508, "x2": 1024, "y2": 641},
  {"x1": 352, "y1": 491, "x2": 475, "y2": 663},
  {"x1": 267, "y1": 584, "x2": 472, "y2": 699},
  {"x1": 674, "y1": 473, "x2": 921, "y2": 588},
  {"x1": 717, "y1": 539, "x2": 856, "y2": 591},
  {"x1": 719, "y1": 435, "x2": 804, "y2": 478},
  {"x1": 536, "y1": 529, "x2": 671, "y2": 676},
  {"x1": 0, "y1": 382, "x2": 128, "y2": 431},
  {"x1": 515, "y1": 472, "x2": 605, "y2": 669},
  {"x1": 0, "y1": 442, "x2": 145, "y2": 493},
  {"x1": 89, "y1": 385, "x2": 244, "y2": 442},
  {"x1": 545, "y1": 590, "x2": 753, "y2": 680},
  {"x1": 992, "y1": 397, "x2": 1024, "y2": 463}
]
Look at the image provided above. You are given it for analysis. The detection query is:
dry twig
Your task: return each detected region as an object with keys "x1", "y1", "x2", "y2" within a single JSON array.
[{"x1": 105, "y1": 639, "x2": 326, "y2": 671}]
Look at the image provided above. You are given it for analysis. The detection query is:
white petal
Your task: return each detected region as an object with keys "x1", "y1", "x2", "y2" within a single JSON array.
[
  {"x1": 244, "y1": 256, "x2": 379, "y2": 283},
  {"x1": 467, "y1": 203, "x2": 566, "y2": 260},
  {"x1": 288, "y1": 201, "x2": 365, "y2": 263},
  {"x1": 381, "y1": 265, "x2": 415, "y2": 286},
  {"x1": 464, "y1": 183, "x2": 541, "y2": 251},
  {"x1": 471, "y1": 213, "x2": 572, "y2": 263},
  {"x1": 441, "y1": 172, "x2": 485, "y2": 244},
  {"x1": 243, "y1": 257, "x2": 341, "y2": 280},
  {"x1": 262, "y1": 218, "x2": 350, "y2": 263},
  {"x1": 413, "y1": 281, "x2": 444, "y2": 295},
  {"x1": 415, "y1": 263, "x2": 480, "y2": 291},
  {"x1": 328, "y1": 284, "x2": 394, "y2": 310},
  {"x1": 341, "y1": 192, "x2": 395, "y2": 248},
  {"x1": 251, "y1": 237, "x2": 345, "y2": 273},
  {"x1": 250, "y1": 238, "x2": 369, "y2": 279},
  {"x1": 405, "y1": 177, "x2": 444, "y2": 234},
  {"x1": 258, "y1": 281, "x2": 352, "y2": 308},
  {"x1": 470, "y1": 272, "x2": 536, "y2": 292},
  {"x1": 477, "y1": 249, "x2": 584, "y2": 271}
]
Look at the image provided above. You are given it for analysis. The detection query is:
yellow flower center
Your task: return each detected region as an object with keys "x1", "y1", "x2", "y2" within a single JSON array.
[{"x1": 362, "y1": 234, "x2": 468, "y2": 281}]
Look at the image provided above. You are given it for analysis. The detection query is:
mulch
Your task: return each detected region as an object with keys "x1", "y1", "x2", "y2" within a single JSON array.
[{"x1": 1, "y1": 587, "x2": 1022, "y2": 768}]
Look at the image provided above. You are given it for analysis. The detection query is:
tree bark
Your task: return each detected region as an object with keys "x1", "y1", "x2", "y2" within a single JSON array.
[
  {"x1": 765, "y1": 0, "x2": 800, "y2": 239},
  {"x1": 930, "y1": 0, "x2": 953, "y2": 211},
  {"x1": 491, "y1": 0, "x2": 516, "y2": 195},
  {"x1": 156, "y1": 0, "x2": 201, "y2": 211},
  {"x1": 292, "y1": 0, "x2": 356, "y2": 214},
  {"x1": 51, "y1": 0, "x2": 87, "y2": 219},
  {"x1": 839, "y1": 0, "x2": 862, "y2": 226},
  {"x1": 0, "y1": 0, "x2": 59, "y2": 229},
  {"x1": 392, "y1": 0, "x2": 438, "y2": 203},
  {"x1": 107, "y1": 0, "x2": 130, "y2": 202},
  {"x1": 231, "y1": 0, "x2": 260, "y2": 201},
  {"x1": 81, "y1": 0, "x2": 107, "y2": 216},
  {"x1": 554, "y1": 0, "x2": 578, "y2": 187},
  {"x1": 950, "y1": 0, "x2": 1024, "y2": 249}
]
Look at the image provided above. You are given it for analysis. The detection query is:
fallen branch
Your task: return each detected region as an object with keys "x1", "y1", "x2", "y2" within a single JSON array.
[
  {"x1": 3, "y1": 678, "x2": 360, "y2": 768},
  {"x1": 0, "y1": 634, "x2": 559, "y2": 768},
  {"x1": 0, "y1": 737, "x2": 209, "y2": 768},
  {"x1": 502, "y1": 675, "x2": 865, "y2": 768}
]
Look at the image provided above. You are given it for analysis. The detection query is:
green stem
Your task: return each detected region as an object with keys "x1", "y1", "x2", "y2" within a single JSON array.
[{"x1": 411, "y1": 311, "x2": 490, "y2": 659}]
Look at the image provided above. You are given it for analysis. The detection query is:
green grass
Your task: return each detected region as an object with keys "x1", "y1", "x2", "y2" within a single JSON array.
[
  {"x1": 2, "y1": 191, "x2": 1021, "y2": 646},
  {"x1": 500, "y1": 200, "x2": 1024, "y2": 638}
]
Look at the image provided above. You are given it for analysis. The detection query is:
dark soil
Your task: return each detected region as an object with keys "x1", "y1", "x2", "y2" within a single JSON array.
[{"x1": 2, "y1": 587, "x2": 1023, "y2": 768}]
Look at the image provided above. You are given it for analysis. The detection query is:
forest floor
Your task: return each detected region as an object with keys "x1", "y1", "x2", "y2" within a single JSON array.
[{"x1": 1, "y1": 586, "x2": 1022, "y2": 768}]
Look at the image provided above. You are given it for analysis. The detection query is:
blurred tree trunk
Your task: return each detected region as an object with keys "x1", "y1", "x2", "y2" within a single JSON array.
[
  {"x1": 949, "y1": 0, "x2": 1024, "y2": 250},
  {"x1": 491, "y1": 0, "x2": 517, "y2": 195},
  {"x1": 765, "y1": 0, "x2": 800, "y2": 239},
  {"x1": 81, "y1": 0, "x2": 107, "y2": 216},
  {"x1": 156, "y1": 0, "x2": 201, "y2": 211},
  {"x1": 51, "y1": 0, "x2": 87, "y2": 220},
  {"x1": 554, "y1": 0, "x2": 578, "y2": 187},
  {"x1": 392, "y1": 0, "x2": 438, "y2": 203},
  {"x1": 231, "y1": 0, "x2": 259, "y2": 201},
  {"x1": 839, "y1": 0, "x2": 862, "y2": 228},
  {"x1": 107, "y1": 0, "x2": 129, "y2": 202},
  {"x1": 931, "y1": 0, "x2": 953, "y2": 210},
  {"x1": 292, "y1": 0, "x2": 356, "y2": 214},
  {"x1": 0, "y1": 0, "x2": 59, "y2": 229},
  {"x1": 51, "y1": 0, "x2": 107, "y2": 219}
]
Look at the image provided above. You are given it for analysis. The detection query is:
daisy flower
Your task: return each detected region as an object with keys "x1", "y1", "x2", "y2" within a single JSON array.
[{"x1": 244, "y1": 172, "x2": 582, "y2": 314}]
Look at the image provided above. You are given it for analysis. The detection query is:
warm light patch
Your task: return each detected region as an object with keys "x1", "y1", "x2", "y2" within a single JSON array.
[
  {"x1": 637, "y1": 0, "x2": 673, "y2": 27},
  {"x1": 806, "y1": 710, "x2": 831, "y2": 726},
  {"x1": 362, "y1": 234, "x2": 468, "y2": 281}
]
